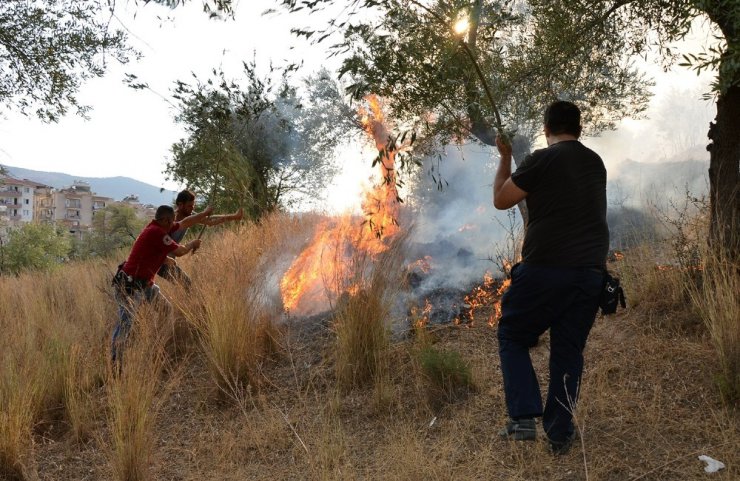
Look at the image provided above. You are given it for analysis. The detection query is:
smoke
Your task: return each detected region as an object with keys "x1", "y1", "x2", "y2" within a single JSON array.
[
  {"x1": 404, "y1": 143, "x2": 518, "y2": 292},
  {"x1": 584, "y1": 82, "x2": 713, "y2": 209}
]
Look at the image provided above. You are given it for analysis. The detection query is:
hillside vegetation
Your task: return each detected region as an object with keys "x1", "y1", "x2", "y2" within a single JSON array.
[{"x1": 0, "y1": 211, "x2": 737, "y2": 481}]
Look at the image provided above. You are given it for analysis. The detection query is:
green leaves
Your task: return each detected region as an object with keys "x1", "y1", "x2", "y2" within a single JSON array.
[
  {"x1": 0, "y1": 0, "x2": 134, "y2": 122},
  {"x1": 1, "y1": 223, "x2": 71, "y2": 274},
  {"x1": 167, "y1": 64, "x2": 351, "y2": 216}
]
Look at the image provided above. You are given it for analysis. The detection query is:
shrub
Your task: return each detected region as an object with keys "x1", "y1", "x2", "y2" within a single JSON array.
[{"x1": 418, "y1": 346, "x2": 474, "y2": 407}]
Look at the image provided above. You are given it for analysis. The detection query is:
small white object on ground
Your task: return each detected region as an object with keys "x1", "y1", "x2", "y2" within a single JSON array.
[
  {"x1": 429, "y1": 416, "x2": 437, "y2": 428},
  {"x1": 698, "y1": 455, "x2": 725, "y2": 473}
]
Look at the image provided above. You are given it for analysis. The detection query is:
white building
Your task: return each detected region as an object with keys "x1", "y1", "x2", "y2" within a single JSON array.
[
  {"x1": 0, "y1": 177, "x2": 49, "y2": 224},
  {"x1": 0, "y1": 176, "x2": 113, "y2": 239}
]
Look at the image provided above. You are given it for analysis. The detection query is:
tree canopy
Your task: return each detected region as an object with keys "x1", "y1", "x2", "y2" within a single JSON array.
[
  {"x1": 72, "y1": 204, "x2": 144, "y2": 259},
  {"x1": 282, "y1": 0, "x2": 652, "y2": 151},
  {"x1": 0, "y1": 223, "x2": 70, "y2": 274},
  {"x1": 0, "y1": 0, "x2": 134, "y2": 122},
  {"x1": 165, "y1": 64, "x2": 354, "y2": 218},
  {"x1": 277, "y1": 0, "x2": 738, "y2": 257}
]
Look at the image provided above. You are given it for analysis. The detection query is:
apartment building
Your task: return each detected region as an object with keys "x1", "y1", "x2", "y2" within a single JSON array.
[
  {"x1": 46, "y1": 181, "x2": 113, "y2": 238},
  {"x1": 0, "y1": 177, "x2": 48, "y2": 224},
  {"x1": 0, "y1": 176, "x2": 113, "y2": 239}
]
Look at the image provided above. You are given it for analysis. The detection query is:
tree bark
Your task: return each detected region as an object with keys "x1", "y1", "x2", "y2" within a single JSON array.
[
  {"x1": 703, "y1": 3, "x2": 740, "y2": 262},
  {"x1": 707, "y1": 84, "x2": 740, "y2": 261}
]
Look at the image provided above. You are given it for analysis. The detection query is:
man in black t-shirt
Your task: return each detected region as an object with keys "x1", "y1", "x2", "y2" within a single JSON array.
[{"x1": 493, "y1": 101, "x2": 608, "y2": 455}]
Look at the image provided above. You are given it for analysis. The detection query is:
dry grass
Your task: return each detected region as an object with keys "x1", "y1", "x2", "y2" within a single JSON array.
[
  {"x1": 331, "y1": 232, "x2": 407, "y2": 392},
  {"x1": 0, "y1": 211, "x2": 737, "y2": 480},
  {"x1": 0, "y1": 262, "x2": 112, "y2": 479},
  {"x1": 107, "y1": 302, "x2": 172, "y2": 481},
  {"x1": 0, "y1": 352, "x2": 42, "y2": 481},
  {"x1": 171, "y1": 213, "x2": 300, "y2": 397},
  {"x1": 686, "y1": 237, "x2": 740, "y2": 403}
]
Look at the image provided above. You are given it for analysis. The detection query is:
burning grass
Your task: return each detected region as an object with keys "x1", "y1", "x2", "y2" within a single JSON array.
[
  {"x1": 0, "y1": 210, "x2": 737, "y2": 480},
  {"x1": 331, "y1": 233, "x2": 408, "y2": 391}
]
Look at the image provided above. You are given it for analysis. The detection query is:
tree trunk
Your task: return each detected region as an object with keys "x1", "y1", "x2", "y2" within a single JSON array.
[{"x1": 707, "y1": 84, "x2": 740, "y2": 261}]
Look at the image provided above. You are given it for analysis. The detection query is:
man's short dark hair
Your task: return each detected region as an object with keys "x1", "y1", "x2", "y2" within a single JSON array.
[
  {"x1": 175, "y1": 189, "x2": 196, "y2": 205},
  {"x1": 544, "y1": 100, "x2": 582, "y2": 137},
  {"x1": 155, "y1": 205, "x2": 175, "y2": 221}
]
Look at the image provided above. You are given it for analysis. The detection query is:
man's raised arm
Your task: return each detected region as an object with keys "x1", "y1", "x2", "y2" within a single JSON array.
[
  {"x1": 202, "y1": 207, "x2": 243, "y2": 227},
  {"x1": 493, "y1": 135, "x2": 528, "y2": 210},
  {"x1": 179, "y1": 206, "x2": 214, "y2": 230}
]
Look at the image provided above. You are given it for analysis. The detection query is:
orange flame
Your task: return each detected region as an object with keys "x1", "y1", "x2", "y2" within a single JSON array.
[
  {"x1": 410, "y1": 298, "x2": 433, "y2": 329},
  {"x1": 358, "y1": 95, "x2": 400, "y2": 243},
  {"x1": 452, "y1": 271, "x2": 512, "y2": 327},
  {"x1": 280, "y1": 95, "x2": 403, "y2": 316},
  {"x1": 491, "y1": 278, "x2": 512, "y2": 325}
]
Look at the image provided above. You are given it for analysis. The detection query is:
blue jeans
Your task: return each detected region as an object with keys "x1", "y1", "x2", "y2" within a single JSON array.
[
  {"x1": 157, "y1": 262, "x2": 192, "y2": 291},
  {"x1": 497, "y1": 263, "x2": 603, "y2": 443},
  {"x1": 111, "y1": 283, "x2": 166, "y2": 366}
]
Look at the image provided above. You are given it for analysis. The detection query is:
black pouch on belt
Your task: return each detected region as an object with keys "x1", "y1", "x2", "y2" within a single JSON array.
[
  {"x1": 599, "y1": 273, "x2": 626, "y2": 315},
  {"x1": 112, "y1": 263, "x2": 146, "y2": 295}
]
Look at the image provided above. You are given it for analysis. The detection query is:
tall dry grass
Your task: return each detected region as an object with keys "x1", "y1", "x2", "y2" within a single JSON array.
[
  {"x1": 106, "y1": 301, "x2": 172, "y2": 481},
  {"x1": 686, "y1": 234, "x2": 740, "y2": 403},
  {"x1": 173, "y1": 213, "x2": 312, "y2": 397},
  {"x1": 0, "y1": 261, "x2": 112, "y2": 479},
  {"x1": 612, "y1": 196, "x2": 709, "y2": 332},
  {"x1": 331, "y1": 230, "x2": 408, "y2": 392},
  {"x1": 0, "y1": 352, "x2": 43, "y2": 480},
  {"x1": 614, "y1": 198, "x2": 739, "y2": 402}
]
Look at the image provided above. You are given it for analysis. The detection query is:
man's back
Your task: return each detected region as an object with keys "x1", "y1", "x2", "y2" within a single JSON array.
[{"x1": 512, "y1": 140, "x2": 608, "y2": 267}]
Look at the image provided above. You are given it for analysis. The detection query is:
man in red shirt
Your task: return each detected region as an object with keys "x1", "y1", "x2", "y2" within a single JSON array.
[
  {"x1": 111, "y1": 204, "x2": 213, "y2": 366},
  {"x1": 157, "y1": 189, "x2": 243, "y2": 289}
]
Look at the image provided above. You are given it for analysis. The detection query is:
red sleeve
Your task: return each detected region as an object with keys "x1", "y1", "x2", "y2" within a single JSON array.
[{"x1": 162, "y1": 230, "x2": 181, "y2": 254}]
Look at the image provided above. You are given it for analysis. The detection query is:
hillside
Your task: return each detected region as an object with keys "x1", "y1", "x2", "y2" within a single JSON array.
[{"x1": 1, "y1": 165, "x2": 177, "y2": 206}]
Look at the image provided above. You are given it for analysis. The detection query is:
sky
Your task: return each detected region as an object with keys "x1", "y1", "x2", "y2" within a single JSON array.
[{"x1": 0, "y1": 1, "x2": 717, "y2": 212}]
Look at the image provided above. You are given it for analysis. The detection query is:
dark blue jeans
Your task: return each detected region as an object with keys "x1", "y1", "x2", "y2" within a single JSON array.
[
  {"x1": 497, "y1": 263, "x2": 603, "y2": 443},
  {"x1": 111, "y1": 283, "x2": 168, "y2": 367},
  {"x1": 158, "y1": 262, "x2": 192, "y2": 290}
]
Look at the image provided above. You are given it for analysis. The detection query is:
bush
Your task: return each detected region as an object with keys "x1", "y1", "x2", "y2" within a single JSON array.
[
  {"x1": 0, "y1": 223, "x2": 70, "y2": 274},
  {"x1": 418, "y1": 347, "x2": 474, "y2": 407}
]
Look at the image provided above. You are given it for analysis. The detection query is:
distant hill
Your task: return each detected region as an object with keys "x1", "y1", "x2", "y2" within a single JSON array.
[
  {"x1": 1, "y1": 165, "x2": 177, "y2": 206},
  {"x1": 607, "y1": 157, "x2": 708, "y2": 207}
]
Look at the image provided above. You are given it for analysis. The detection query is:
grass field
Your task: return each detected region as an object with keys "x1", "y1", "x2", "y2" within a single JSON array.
[{"x1": 0, "y1": 212, "x2": 737, "y2": 480}]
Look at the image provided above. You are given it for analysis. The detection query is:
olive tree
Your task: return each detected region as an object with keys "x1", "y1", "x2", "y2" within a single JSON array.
[
  {"x1": 0, "y1": 0, "x2": 134, "y2": 122},
  {"x1": 165, "y1": 64, "x2": 353, "y2": 217},
  {"x1": 273, "y1": 0, "x2": 737, "y2": 258}
]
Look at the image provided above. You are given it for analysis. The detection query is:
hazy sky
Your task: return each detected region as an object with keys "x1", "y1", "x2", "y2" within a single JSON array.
[
  {"x1": 0, "y1": 1, "x2": 717, "y2": 209},
  {"x1": 0, "y1": 1, "x2": 336, "y2": 189}
]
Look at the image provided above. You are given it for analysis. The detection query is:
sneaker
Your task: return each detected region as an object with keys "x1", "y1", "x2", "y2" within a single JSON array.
[
  {"x1": 498, "y1": 418, "x2": 536, "y2": 441},
  {"x1": 548, "y1": 431, "x2": 577, "y2": 455}
]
